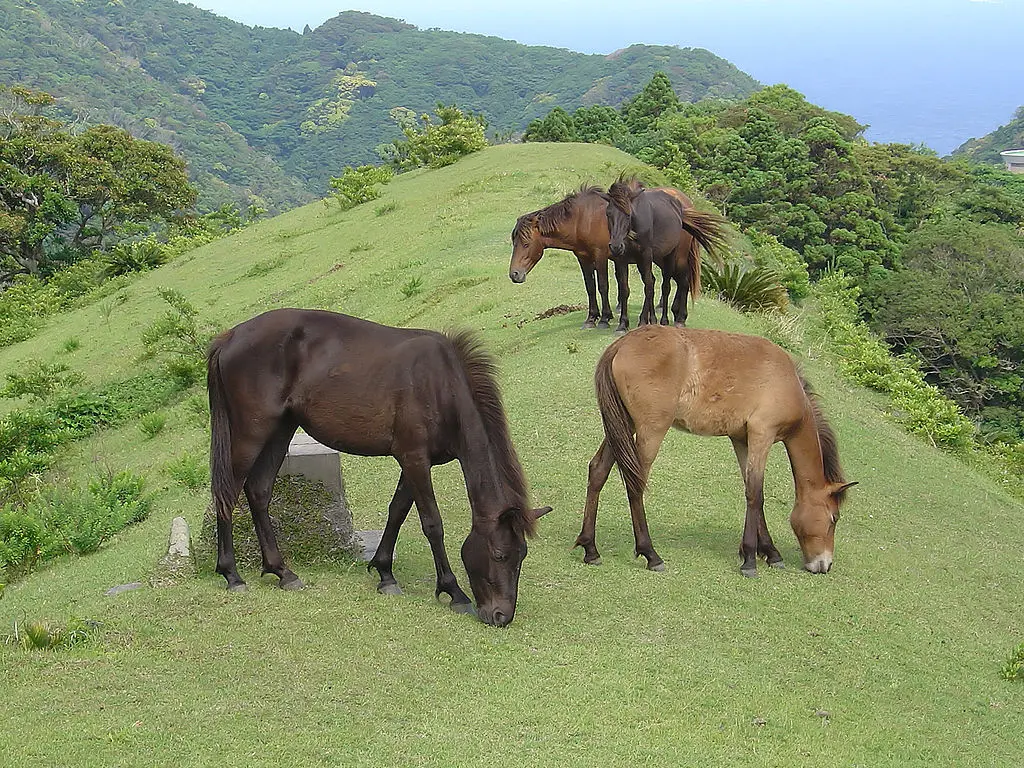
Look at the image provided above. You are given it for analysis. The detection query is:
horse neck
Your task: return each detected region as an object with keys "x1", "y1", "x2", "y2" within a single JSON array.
[
  {"x1": 783, "y1": 409, "x2": 829, "y2": 500},
  {"x1": 453, "y1": 397, "x2": 516, "y2": 525},
  {"x1": 541, "y1": 198, "x2": 600, "y2": 253}
]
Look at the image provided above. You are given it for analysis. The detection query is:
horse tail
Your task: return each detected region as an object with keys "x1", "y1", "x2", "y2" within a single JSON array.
[
  {"x1": 686, "y1": 234, "x2": 702, "y2": 306},
  {"x1": 594, "y1": 341, "x2": 645, "y2": 499},
  {"x1": 679, "y1": 209, "x2": 728, "y2": 269},
  {"x1": 799, "y1": 375, "x2": 849, "y2": 501},
  {"x1": 207, "y1": 330, "x2": 236, "y2": 520}
]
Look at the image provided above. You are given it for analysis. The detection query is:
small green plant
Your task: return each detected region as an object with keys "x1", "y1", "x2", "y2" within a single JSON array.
[
  {"x1": 704, "y1": 261, "x2": 788, "y2": 312},
  {"x1": 374, "y1": 201, "x2": 398, "y2": 216},
  {"x1": 139, "y1": 412, "x2": 167, "y2": 438},
  {"x1": 60, "y1": 337, "x2": 81, "y2": 354},
  {"x1": 401, "y1": 277, "x2": 424, "y2": 299},
  {"x1": 141, "y1": 288, "x2": 215, "y2": 386},
  {"x1": 243, "y1": 254, "x2": 290, "y2": 278},
  {"x1": 1000, "y1": 644, "x2": 1024, "y2": 682},
  {"x1": 348, "y1": 241, "x2": 372, "y2": 253},
  {"x1": 102, "y1": 238, "x2": 168, "y2": 278},
  {"x1": 4, "y1": 617, "x2": 99, "y2": 651},
  {"x1": 166, "y1": 453, "x2": 207, "y2": 490},
  {"x1": 328, "y1": 164, "x2": 394, "y2": 210}
]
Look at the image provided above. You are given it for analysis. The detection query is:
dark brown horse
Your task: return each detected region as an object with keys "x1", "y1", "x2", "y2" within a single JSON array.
[
  {"x1": 207, "y1": 308, "x2": 551, "y2": 626},
  {"x1": 605, "y1": 179, "x2": 728, "y2": 328},
  {"x1": 575, "y1": 325, "x2": 856, "y2": 577}
]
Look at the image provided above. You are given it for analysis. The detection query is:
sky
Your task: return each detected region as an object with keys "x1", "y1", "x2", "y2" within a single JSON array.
[{"x1": 187, "y1": 0, "x2": 1024, "y2": 154}]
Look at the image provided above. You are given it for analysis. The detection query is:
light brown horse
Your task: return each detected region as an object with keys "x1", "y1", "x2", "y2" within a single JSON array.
[
  {"x1": 575, "y1": 325, "x2": 856, "y2": 577},
  {"x1": 509, "y1": 186, "x2": 723, "y2": 332}
]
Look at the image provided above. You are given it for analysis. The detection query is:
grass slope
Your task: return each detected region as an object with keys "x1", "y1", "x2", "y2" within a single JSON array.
[{"x1": 1, "y1": 144, "x2": 1021, "y2": 767}]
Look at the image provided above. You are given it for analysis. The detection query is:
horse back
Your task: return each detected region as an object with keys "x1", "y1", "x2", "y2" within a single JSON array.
[
  {"x1": 611, "y1": 326, "x2": 806, "y2": 439},
  {"x1": 212, "y1": 309, "x2": 461, "y2": 457}
]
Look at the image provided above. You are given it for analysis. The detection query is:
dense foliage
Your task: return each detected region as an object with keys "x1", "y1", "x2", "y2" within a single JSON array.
[
  {"x1": 0, "y1": 0, "x2": 758, "y2": 208},
  {"x1": 525, "y1": 77, "x2": 1024, "y2": 444},
  {"x1": 954, "y1": 104, "x2": 1024, "y2": 164}
]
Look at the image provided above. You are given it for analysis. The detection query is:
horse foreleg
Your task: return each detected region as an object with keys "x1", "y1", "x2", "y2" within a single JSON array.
[
  {"x1": 575, "y1": 439, "x2": 615, "y2": 564},
  {"x1": 595, "y1": 256, "x2": 613, "y2": 329},
  {"x1": 659, "y1": 266, "x2": 672, "y2": 325},
  {"x1": 613, "y1": 259, "x2": 631, "y2": 334},
  {"x1": 639, "y1": 249, "x2": 657, "y2": 326},
  {"x1": 400, "y1": 454, "x2": 474, "y2": 613},
  {"x1": 368, "y1": 473, "x2": 416, "y2": 595},
  {"x1": 243, "y1": 421, "x2": 302, "y2": 589},
  {"x1": 730, "y1": 438, "x2": 783, "y2": 569},
  {"x1": 735, "y1": 433, "x2": 775, "y2": 577},
  {"x1": 577, "y1": 256, "x2": 600, "y2": 329}
]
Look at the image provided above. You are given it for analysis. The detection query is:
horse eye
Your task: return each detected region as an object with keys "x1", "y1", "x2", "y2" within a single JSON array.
[
  {"x1": 493, "y1": 550, "x2": 507, "y2": 562},
  {"x1": 830, "y1": 513, "x2": 839, "y2": 525}
]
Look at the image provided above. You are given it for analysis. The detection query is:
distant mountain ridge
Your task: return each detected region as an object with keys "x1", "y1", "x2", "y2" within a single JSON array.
[
  {"x1": 953, "y1": 106, "x2": 1024, "y2": 164},
  {"x1": 0, "y1": 0, "x2": 759, "y2": 211}
]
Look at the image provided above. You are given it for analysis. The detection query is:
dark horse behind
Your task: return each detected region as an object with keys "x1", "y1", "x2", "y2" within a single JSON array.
[{"x1": 207, "y1": 308, "x2": 551, "y2": 627}]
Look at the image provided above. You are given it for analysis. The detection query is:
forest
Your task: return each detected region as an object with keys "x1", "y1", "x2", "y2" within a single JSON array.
[
  {"x1": 524, "y1": 75, "x2": 1024, "y2": 448},
  {"x1": 0, "y1": 0, "x2": 757, "y2": 210}
]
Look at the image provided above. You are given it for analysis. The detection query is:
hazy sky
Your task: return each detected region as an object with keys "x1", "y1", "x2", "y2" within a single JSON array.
[{"x1": 186, "y1": 0, "x2": 1024, "y2": 152}]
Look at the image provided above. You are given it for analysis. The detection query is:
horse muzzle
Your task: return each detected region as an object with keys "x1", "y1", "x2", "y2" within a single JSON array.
[
  {"x1": 804, "y1": 552, "x2": 833, "y2": 574},
  {"x1": 479, "y1": 605, "x2": 514, "y2": 627},
  {"x1": 509, "y1": 269, "x2": 526, "y2": 284}
]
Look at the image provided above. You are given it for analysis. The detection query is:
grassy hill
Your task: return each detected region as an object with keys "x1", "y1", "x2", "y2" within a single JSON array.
[
  {"x1": 1, "y1": 143, "x2": 1022, "y2": 766},
  {"x1": 0, "y1": 0, "x2": 758, "y2": 210}
]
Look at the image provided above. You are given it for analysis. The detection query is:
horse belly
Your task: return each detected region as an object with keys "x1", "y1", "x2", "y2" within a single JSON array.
[{"x1": 672, "y1": 397, "x2": 747, "y2": 439}]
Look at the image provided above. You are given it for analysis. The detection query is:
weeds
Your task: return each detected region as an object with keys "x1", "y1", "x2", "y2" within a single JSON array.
[
  {"x1": 166, "y1": 453, "x2": 207, "y2": 490},
  {"x1": 139, "y1": 412, "x2": 167, "y2": 438},
  {"x1": 374, "y1": 201, "x2": 399, "y2": 216},
  {"x1": 3, "y1": 617, "x2": 100, "y2": 651},
  {"x1": 401, "y1": 277, "x2": 424, "y2": 299},
  {"x1": 1001, "y1": 644, "x2": 1024, "y2": 682}
]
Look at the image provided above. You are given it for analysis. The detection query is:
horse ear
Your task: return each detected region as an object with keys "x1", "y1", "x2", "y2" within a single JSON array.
[
  {"x1": 532, "y1": 506, "x2": 553, "y2": 519},
  {"x1": 829, "y1": 481, "x2": 858, "y2": 498}
]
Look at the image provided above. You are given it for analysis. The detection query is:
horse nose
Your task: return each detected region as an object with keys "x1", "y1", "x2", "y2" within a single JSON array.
[
  {"x1": 483, "y1": 608, "x2": 511, "y2": 627},
  {"x1": 509, "y1": 270, "x2": 525, "y2": 284},
  {"x1": 805, "y1": 552, "x2": 833, "y2": 574}
]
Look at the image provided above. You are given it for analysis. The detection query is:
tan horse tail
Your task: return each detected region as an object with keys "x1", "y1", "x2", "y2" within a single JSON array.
[
  {"x1": 594, "y1": 342, "x2": 645, "y2": 499},
  {"x1": 207, "y1": 330, "x2": 236, "y2": 520}
]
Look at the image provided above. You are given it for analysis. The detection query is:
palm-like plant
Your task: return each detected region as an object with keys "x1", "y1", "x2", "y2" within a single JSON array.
[{"x1": 703, "y1": 261, "x2": 788, "y2": 312}]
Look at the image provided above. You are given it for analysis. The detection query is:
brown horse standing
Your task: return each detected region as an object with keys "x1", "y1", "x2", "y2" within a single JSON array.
[
  {"x1": 575, "y1": 325, "x2": 856, "y2": 577},
  {"x1": 509, "y1": 186, "x2": 616, "y2": 329},
  {"x1": 207, "y1": 308, "x2": 550, "y2": 627}
]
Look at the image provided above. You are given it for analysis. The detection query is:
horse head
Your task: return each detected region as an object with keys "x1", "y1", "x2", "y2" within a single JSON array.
[
  {"x1": 460, "y1": 505, "x2": 551, "y2": 627},
  {"x1": 790, "y1": 481, "x2": 857, "y2": 574},
  {"x1": 604, "y1": 180, "x2": 640, "y2": 258},
  {"x1": 509, "y1": 215, "x2": 543, "y2": 283}
]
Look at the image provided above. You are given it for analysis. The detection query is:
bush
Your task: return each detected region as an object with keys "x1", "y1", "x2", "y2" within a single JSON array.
[
  {"x1": 703, "y1": 261, "x2": 788, "y2": 312},
  {"x1": 748, "y1": 229, "x2": 811, "y2": 301},
  {"x1": 102, "y1": 238, "x2": 168, "y2": 278},
  {"x1": 139, "y1": 412, "x2": 167, "y2": 438},
  {"x1": 814, "y1": 271, "x2": 976, "y2": 452},
  {"x1": 0, "y1": 360, "x2": 84, "y2": 403},
  {"x1": 380, "y1": 104, "x2": 488, "y2": 170},
  {"x1": 328, "y1": 165, "x2": 394, "y2": 210},
  {"x1": 3, "y1": 617, "x2": 99, "y2": 651},
  {"x1": 166, "y1": 453, "x2": 207, "y2": 489}
]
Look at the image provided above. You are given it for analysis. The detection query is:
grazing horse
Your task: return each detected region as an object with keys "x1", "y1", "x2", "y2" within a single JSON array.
[
  {"x1": 574, "y1": 325, "x2": 856, "y2": 577},
  {"x1": 509, "y1": 185, "x2": 724, "y2": 332},
  {"x1": 605, "y1": 179, "x2": 728, "y2": 329},
  {"x1": 207, "y1": 308, "x2": 551, "y2": 627}
]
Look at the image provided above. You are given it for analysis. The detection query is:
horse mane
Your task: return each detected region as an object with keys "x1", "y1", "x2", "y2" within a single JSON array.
[
  {"x1": 512, "y1": 185, "x2": 605, "y2": 246},
  {"x1": 800, "y1": 376, "x2": 848, "y2": 502},
  {"x1": 606, "y1": 175, "x2": 642, "y2": 216},
  {"x1": 445, "y1": 329, "x2": 537, "y2": 537}
]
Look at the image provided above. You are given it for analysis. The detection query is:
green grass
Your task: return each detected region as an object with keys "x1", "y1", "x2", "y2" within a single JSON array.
[{"x1": 0, "y1": 143, "x2": 1021, "y2": 766}]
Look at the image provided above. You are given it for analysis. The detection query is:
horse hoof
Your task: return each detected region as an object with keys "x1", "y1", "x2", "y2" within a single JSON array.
[
  {"x1": 279, "y1": 577, "x2": 305, "y2": 591},
  {"x1": 450, "y1": 601, "x2": 477, "y2": 617},
  {"x1": 768, "y1": 560, "x2": 785, "y2": 570},
  {"x1": 740, "y1": 567, "x2": 759, "y2": 579},
  {"x1": 614, "y1": 328, "x2": 628, "y2": 336},
  {"x1": 226, "y1": 583, "x2": 248, "y2": 593},
  {"x1": 647, "y1": 562, "x2": 666, "y2": 572},
  {"x1": 581, "y1": 320, "x2": 597, "y2": 330},
  {"x1": 674, "y1": 321, "x2": 686, "y2": 328},
  {"x1": 597, "y1": 321, "x2": 610, "y2": 330},
  {"x1": 377, "y1": 582, "x2": 403, "y2": 596},
  {"x1": 583, "y1": 557, "x2": 603, "y2": 566}
]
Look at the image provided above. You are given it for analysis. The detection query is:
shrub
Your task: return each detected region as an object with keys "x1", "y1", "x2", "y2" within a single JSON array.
[
  {"x1": 703, "y1": 261, "x2": 788, "y2": 312},
  {"x1": 139, "y1": 412, "x2": 167, "y2": 438},
  {"x1": 141, "y1": 288, "x2": 216, "y2": 385},
  {"x1": 0, "y1": 276, "x2": 60, "y2": 347},
  {"x1": 748, "y1": 229, "x2": 811, "y2": 301},
  {"x1": 166, "y1": 453, "x2": 207, "y2": 489},
  {"x1": 380, "y1": 104, "x2": 489, "y2": 170},
  {"x1": 814, "y1": 271, "x2": 976, "y2": 452},
  {"x1": 102, "y1": 238, "x2": 168, "y2": 278},
  {"x1": 3, "y1": 617, "x2": 99, "y2": 651},
  {"x1": 0, "y1": 360, "x2": 84, "y2": 403},
  {"x1": 328, "y1": 164, "x2": 394, "y2": 210}
]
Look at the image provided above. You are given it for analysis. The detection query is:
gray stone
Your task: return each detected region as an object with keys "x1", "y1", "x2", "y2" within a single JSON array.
[
  {"x1": 151, "y1": 516, "x2": 197, "y2": 586},
  {"x1": 104, "y1": 582, "x2": 145, "y2": 597},
  {"x1": 354, "y1": 529, "x2": 384, "y2": 562}
]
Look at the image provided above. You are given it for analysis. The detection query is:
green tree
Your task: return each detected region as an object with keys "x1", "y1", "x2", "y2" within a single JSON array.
[
  {"x1": 524, "y1": 107, "x2": 577, "y2": 143},
  {"x1": 621, "y1": 72, "x2": 680, "y2": 134},
  {"x1": 380, "y1": 104, "x2": 489, "y2": 170}
]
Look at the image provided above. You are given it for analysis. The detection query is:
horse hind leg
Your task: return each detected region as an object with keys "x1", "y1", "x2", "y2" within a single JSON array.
[
  {"x1": 243, "y1": 421, "x2": 303, "y2": 589},
  {"x1": 368, "y1": 473, "x2": 416, "y2": 596},
  {"x1": 575, "y1": 439, "x2": 616, "y2": 565},
  {"x1": 628, "y1": 420, "x2": 671, "y2": 571}
]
